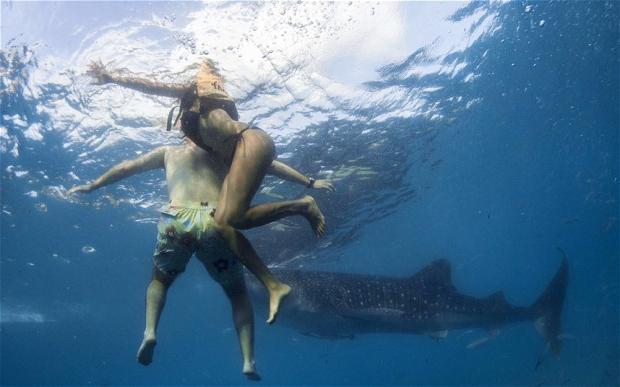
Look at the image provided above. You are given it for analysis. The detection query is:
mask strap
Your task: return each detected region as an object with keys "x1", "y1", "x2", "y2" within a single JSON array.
[{"x1": 166, "y1": 106, "x2": 181, "y2": 131}]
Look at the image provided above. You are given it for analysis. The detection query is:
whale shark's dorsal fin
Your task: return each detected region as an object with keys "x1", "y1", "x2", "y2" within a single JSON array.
[
  {"x1": 485, "y1": 291, "x2": 511, "y2": 310},
  {"x1": 409, "y1": 259, "x2": 453, "y2": 288}
]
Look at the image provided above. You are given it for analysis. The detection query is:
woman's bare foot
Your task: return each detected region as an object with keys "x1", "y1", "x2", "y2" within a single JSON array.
[
  {"x1": 243, "y1": 361, "x2": 261, "y2": 381},
  {"x1": 137, "y1": 334, "x2": 157, "y2": 365},
  {"x1": 301, "y1": 195, "x2": 326, "y2": 237},
  {"x1": 266, "y1": 283, "x2": 292, "y2": 324}
]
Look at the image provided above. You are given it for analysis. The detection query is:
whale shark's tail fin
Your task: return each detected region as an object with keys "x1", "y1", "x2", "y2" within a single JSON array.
[{"x1": 530, "y1": 250, "x2": 569, "y2": 356}]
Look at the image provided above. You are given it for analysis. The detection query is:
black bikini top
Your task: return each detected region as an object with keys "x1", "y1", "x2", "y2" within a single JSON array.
[{"x1": 166, "y1": 85, "x2": 244, "y2": 154}]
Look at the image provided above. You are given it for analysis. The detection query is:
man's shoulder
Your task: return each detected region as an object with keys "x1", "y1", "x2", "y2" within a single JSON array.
[
  {"x1": 160, "y1": 144, "x2": 183, "y2": 154},
  {"x1": 163, "y1": 143, "x2": 193, "y2": 162}
]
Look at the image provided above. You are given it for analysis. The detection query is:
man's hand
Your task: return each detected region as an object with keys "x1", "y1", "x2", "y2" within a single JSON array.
[
  {"x1": 312, "y1": 179, "x2": 335, "y2": 192},
  {"x1": 68, "y1": 183, "x2": 94, "y2": 195},
  {"x1": 87, "y1": 60, "x2": 113, "y2": 85}
]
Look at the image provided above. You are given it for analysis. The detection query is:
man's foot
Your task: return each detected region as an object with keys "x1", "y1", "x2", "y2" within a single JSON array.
[
  {"x1": 301, "y1": 195, "x2": 326, "y2": 237},
  {"x1": 137, "y1": 335, "x2": 157, "y2": 366},
  {"x1": 243, "y1": 362, "x2": 261, "y2": 381},
  {"x1": 266, "y1": 283, "x2": 292, "y2": 324}
]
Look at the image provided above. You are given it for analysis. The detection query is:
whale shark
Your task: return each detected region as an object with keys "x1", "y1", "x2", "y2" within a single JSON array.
[{"x1": 249, "y1": 257, "x2": 568, "y2": 354}]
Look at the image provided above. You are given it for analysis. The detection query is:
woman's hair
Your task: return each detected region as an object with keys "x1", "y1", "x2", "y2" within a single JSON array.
[{"x1": 195, "y1": 60, "x2": 227, "y2": 96}]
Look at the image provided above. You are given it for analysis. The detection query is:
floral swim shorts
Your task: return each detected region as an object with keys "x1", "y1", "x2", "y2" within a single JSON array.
[{"x1": 153, "y1": 203, "x2": 242, "y2": 284}]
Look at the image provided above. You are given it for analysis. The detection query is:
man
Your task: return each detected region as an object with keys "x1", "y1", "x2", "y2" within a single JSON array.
[
  {"x1": 69, "y1": 138, "x2": 332, "y2": 379},
  {"x1": 88, "y1": 60, "x2": 334, "y2": 323}
]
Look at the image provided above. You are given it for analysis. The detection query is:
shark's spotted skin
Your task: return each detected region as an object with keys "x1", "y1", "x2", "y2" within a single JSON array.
[{"x1": 248, "y1": 258, "x2": 568, "y2": 353}]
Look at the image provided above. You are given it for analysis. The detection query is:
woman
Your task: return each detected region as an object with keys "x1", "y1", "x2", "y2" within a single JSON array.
[{"x1": 89, "y1": 60, "x2": 334, "y2": 323}]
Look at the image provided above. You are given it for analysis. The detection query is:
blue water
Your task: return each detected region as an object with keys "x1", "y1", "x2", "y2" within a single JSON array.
[{"x1": 1, "y1": 1, "x2": 618, "y2": 385}]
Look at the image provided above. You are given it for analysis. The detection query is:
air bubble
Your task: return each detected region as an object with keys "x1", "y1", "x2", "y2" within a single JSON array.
[{"x1": 82, "y1": 245, "x2": 96, "y2": 254}]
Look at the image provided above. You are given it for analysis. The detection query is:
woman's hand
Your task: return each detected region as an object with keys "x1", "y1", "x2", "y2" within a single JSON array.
[
  {"x1": 312, "y1": 179, "x2": 335, "y2": 192},
  {"x1": 87, "y1": 60, "x2": 113, "y2": 84}
]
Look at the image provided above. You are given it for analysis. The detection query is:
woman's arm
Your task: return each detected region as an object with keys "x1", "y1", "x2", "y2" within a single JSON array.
[
  {"x1": 267, "y1": 160, "x2": 335, "y2": 192},
  {"x1": 88, "y1": 61, "x2": 190, "y2": 98}
]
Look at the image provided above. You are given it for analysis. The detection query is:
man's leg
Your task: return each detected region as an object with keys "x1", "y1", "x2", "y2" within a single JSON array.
[
  {"x1": 217, "y1": 226, "x2": 290, "y2": 324},
  {"x1": 196, "y1": 245, "x2": 261, "y2": 380},
  {"x1": 137, "y1": 266, "x2": 176, "y2": 365},
  {"x1": 221, "y1": 279, "x2": 261, "y2": 381}
]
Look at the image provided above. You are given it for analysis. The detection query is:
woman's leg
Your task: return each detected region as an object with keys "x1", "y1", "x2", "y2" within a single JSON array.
[
  {"x1": 216, "y1": 225, "x2": 290, "y2": 324},
  {"x1": 204, "y1": 109, "x2": 322, "y2": 322},
  {"x1": 236, "y1": 196, "x2": 326, "y2": 236},
  {"x1": 203, "y1": 116, "x2": 290, "y2": 322},
  {"x1": 207, "y1": 110, "x2": 325, "y2": 234}
]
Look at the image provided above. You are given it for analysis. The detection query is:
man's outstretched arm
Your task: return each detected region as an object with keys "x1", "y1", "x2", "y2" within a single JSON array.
[
  {"x1": 68, "y1": 147, "x2": 167, "y2": 194},
  {"x1": 267, "y1": 160, "x2": 335, "y2": 192},
  {"x1": 89, "y1": 61, "x2": 190, "y2": 98}
]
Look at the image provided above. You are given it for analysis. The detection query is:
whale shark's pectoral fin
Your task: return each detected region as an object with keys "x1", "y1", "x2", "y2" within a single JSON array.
[
  {"x1": 466, "y1": 329, "x2": 500, "y2": 349},
  {"x1": 301, "y1": 331, "x2": 355, "y2": 340},
  {"x1": 427, "y1": 330, "x2": 448, "y2": 341},
  {"x1": 466, "y1": 336, "x2": 491, "y2": 349}
]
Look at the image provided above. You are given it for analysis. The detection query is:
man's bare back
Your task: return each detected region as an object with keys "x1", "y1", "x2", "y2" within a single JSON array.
[{"x1": 164, "y1": 141, "x2": 228, "y2": 206}]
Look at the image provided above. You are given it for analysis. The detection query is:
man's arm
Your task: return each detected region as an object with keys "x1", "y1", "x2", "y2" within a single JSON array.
[
  {"x1": 267, "y1": 160, "x2": 335, "y2": 192},
  {"x1": 68, "y1": 147, "x2": 167, "y2": 194},
  {"x1": 88, "y1": 61, "x2": 190, "y2": 98}
]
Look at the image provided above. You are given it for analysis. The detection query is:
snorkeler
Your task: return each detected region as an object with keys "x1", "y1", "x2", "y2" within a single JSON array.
[
  {"x1": 88, "y1": 60, "x2": 334, "y2": 323},
  {"x1": 68, "y1": 137, "x2": 328, "y2": 379}
]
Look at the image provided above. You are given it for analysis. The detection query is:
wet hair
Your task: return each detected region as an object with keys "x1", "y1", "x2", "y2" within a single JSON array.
[
  {"x1": 195, "y1": 60, "x2": 227, "y2": 97},
  {"x1": 180, "y1": 85, "x2": 198, "y2": 111},
  {"x1": 166, "y1": 85, "x2": 197, "y2": 132}
]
